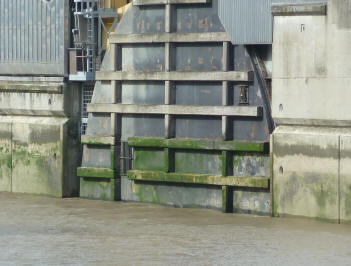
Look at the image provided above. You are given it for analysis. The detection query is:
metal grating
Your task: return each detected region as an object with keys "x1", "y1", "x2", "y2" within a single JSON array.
[{"x1": 81, "y1": 84, "x2": 95, "y2": 135}]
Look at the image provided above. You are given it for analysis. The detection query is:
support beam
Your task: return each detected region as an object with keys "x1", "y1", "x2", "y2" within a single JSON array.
[
  {"x1": 88, "y1": 104, "x2": 262, "y2": 117},
  {"x1": 96, "y1": 71, "x2": 252, "y2": 82},
  {"x1": 165, "y1": 4, "x2": 171, "y2": 33},
  {"x1": 222, "y1": 186, "x2": 233, "y2": 213},
  {"x1": 163, "y1": 148, "x2": 174, "y2": 172},
  {"x1": 127, "y1": 137, "x2": 268, "y2": 152},
  {"x1": 221, "y1": 151, "x2": 233, "y2": 176},
  {"x1": 127, "y1": 170, "x2": 270, "y2": 189},
  {"x1": 222, "y1": 41, "x2": 231, "y2": 140},
  {"x1": 272, "y1": 4, "x2": 327, "y2": 16},
  {"x1": 109, "y1": 32, "x2": 230, "y2": 44}
]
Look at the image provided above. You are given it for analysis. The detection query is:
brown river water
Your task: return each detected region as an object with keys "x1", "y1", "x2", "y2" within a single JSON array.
[{"x1": 0, "y1": 192, "x2": 350, "y2": 265}]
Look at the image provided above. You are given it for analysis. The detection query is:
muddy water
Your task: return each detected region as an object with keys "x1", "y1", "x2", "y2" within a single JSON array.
[{"x1": 0, "y1": 193, "x2": 351, "y2": 266}]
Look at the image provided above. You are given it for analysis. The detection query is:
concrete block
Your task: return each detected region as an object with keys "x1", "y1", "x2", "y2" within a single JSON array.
[
  {"x1": 0, "y1": 116, "x2": 80, "y2": 197},
  {"x1": 272, "y1": 77, "x2": 351, "y2": 125},
  {"x1": 273, "y1": 15, "x2": 327, "y2": 79},
  {"x1": 11, "y1": 123, "x2": 63, "y2": 196},
  {"x1": 0, "y1": 123, "x2": 12, "y2": 192},
  {"x1": 0, "y1": 92, "x2": 66, "y2": 116},
  {"x1": 273, "y1": 127, "x2": 339, "y2": 220},
  {"x1": 272, "y1": 0, "x2": 351, "y2": 127}
]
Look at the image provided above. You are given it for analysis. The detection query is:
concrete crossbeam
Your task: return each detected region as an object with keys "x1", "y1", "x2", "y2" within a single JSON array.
[
  {"x1": 127, "y1": 137, "x2": 267, "y2": 152},
  {"x1": 109, "y1": 32, "x2": 230, "y2": 43},
  {"x1": 87, "y1": 104, "x2": 262, "y2": 117},
  {"x1": 81, "y1": 136, "x2": 115, "y2": 146},
  {"x1": 96, "y1": 71, "x2": 252, "y2": 82},
  {"x1": 127, "y1": 170, "x2": 270, "y2": 189}
]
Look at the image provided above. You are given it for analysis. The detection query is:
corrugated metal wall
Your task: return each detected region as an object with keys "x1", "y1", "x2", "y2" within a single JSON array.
[
  {"x1": 218, "y1": 0, "x2": 273, "y2": 44},
  {"x1": 0, "y1": 0, "x2": 69, "y2": 76},
  {"x1": 272, "y1": 0, "x2": 327, "y2": 4}
]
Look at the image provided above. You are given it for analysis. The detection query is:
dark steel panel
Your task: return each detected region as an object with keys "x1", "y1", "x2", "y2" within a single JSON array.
[
  {"x1": 122, "y1": 82, "x2": 165, "y2": 105},
  {"x1": 175, "y1": 82, "x2": 222, "y2": 106},
  {"x1": 175, "y1": 44, "x2": 222, "y2": 71},
  {"x1": 175, "y1": 117, "x2": 222, "y2": 139}
]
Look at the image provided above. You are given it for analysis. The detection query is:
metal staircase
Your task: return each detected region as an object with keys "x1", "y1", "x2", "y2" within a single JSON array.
[{"x1": 69, "y1": 0, "x2": 119, "y2": 81}]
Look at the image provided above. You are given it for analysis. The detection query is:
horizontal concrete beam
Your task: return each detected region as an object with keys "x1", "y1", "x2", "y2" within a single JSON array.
[
  {"x1": 128, "y1": 137, "x2": 268, "y2": 152},
  {"x1": 77, "y1": 167, "x2": 116, "y2": 179},
  {"x1": 272, "y1": 4, "x2": 327, "y2": 16},
  {"x1": 0, "y1": 76, "x2": 64, "y2": 82},
  {"x1": 110, "y1": 32, "x2": 229, "y2": 43},
  {"x1": 96, "y1": 71, "x2": 252, "y2": 82},
  {"x1": 0, "y1": 83, "x2": 63, "y2": 94},
  {"x1": 133, "y1": 0, "x2": 211, "y2": 5},
  {"x1": 81, "y1": 135, "x2": 115, "y2": 146},
  {"x1": 0, "y1": 109, "x2": 67, "y2": 117},
  {"x1": 88, "y1": 104, "x2": 262, "y2": 117},
  {"x1": 127, "y1": 170, "x2": 270, "y2": 189}
]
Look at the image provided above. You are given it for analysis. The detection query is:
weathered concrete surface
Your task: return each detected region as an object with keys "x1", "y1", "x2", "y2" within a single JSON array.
[
  {"x1": 0, "y1": 79, "x2": 80, "y2": 197},
  {"x1": 11, "y1": 122, "x2": 63, "y2": 196},
  {"x1": 271, "y1": 0, "x2": 351, "y2": 222},
  {"x1": 1, "y1": 193, "x2": 351, "y2": 265},
  {"x1": 272, "y1": 0, "x2": 351, "y2": 126},
  {"x1": 273, "y1": 126, "x2": 351, "y2": 222},
  {"x1": 273, "y1": 126, "x2": 339, "y2": 220},
  {"x1": 0, "y1": 123, "x2": 12, "y2": 192},
  {"x1": 80, "y1": 178, "x2": 117, "y2": 201},
  {"x1": 340, "y1": 136, "x2": 351, "y2": 222},
  {"x1": 0, "y1": 116, "x2": 80, "y2": 197}
]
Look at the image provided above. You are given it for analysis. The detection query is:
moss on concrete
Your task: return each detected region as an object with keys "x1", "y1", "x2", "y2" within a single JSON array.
[
  {"x1": 77, "y1": 167, "x2": 116, "y2": 179},
  {"x1": 128, "y1": 137, "x2": 267, "y2": 152},
  {"x1": 11, "y1": 141, "x2": 62, "y2": 197},
  {"x1": 0, "y1": 139, "x2": 12, "y2": 192},
  {"x1": 133, "y1": 148, "x2": 165, "y2": 171},
  {"x1": 127, "y1": 170, "x2": 269, "y2": 189}
]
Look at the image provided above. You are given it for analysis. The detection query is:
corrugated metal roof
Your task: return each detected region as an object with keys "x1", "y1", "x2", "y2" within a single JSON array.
[
  {"x1": 218, "y1": 0, "x2": 273, "y2": 45},
  {"x1": 0, "y1": 0, "x2": 69, "y2": 76},
  {"x1": 272, "y1": 0, "x2": 327, "y2": 5}
]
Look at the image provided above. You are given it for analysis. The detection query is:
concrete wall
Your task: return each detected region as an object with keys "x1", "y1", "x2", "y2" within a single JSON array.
[
  {"x1": 0, "y1": 78, "x2": 81, "y2": 197},
  {"x1": 272, "y1": 0, "x2": 351, "y2": 222}
]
